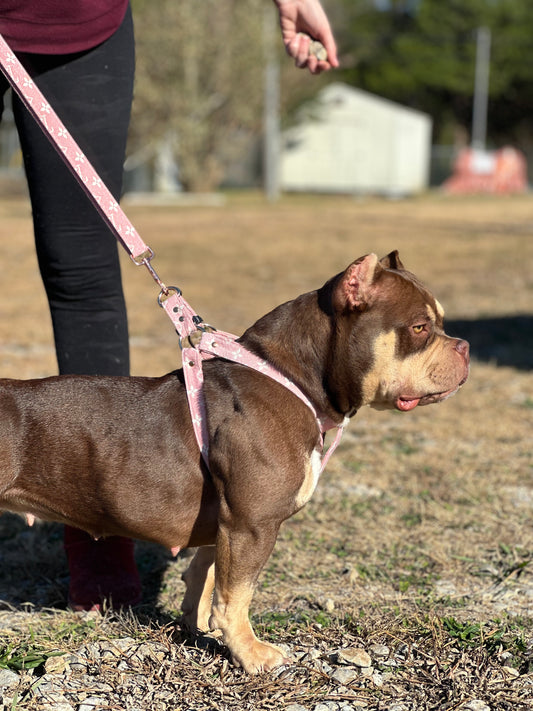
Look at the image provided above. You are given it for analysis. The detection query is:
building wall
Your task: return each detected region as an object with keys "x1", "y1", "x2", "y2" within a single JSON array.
[{"x1": 281, "y1": 83, "x2": 432, "y2": 196}]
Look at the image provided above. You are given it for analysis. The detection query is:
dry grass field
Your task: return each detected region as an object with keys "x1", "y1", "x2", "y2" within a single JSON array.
[{"x1": 0, "y1": 192, "x2": 531, "y2": 710}]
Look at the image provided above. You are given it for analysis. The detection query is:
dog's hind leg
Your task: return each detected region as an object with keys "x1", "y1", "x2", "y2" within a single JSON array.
[{"x1": 181, "y1": 545, "x2": 215, "y2": 633}]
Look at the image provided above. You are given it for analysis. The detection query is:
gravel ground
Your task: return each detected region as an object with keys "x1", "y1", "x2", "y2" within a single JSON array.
[{"x1": 1, "y1": 604, "x2": 531, "y2": 711}]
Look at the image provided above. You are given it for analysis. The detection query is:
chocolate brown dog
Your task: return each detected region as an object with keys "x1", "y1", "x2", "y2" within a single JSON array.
[{"x1": 0, "y1": 251, "x2": 469, "y2": 673}]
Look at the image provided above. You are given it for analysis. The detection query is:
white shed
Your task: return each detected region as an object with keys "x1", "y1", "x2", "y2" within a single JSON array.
[{"x1": 280, "y1": 83, "x2": 432, "y2": 196}]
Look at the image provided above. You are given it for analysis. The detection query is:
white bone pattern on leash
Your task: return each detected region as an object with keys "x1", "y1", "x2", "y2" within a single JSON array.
[{"x1": 0, "y1": 34, "x2": 345, "y2": 473}]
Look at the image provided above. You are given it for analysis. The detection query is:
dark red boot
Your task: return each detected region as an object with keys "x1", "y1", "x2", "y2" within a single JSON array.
[{"x1": 64, "y1": 526, "x2": 142, "y2": 611}]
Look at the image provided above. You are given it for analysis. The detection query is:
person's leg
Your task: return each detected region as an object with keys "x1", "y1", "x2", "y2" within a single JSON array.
[
  {"x1": 0, "y1": 74, "x2": 9, "y2": 118},
  {"x1": 13, "y1": 11, "x2": 133, "y2": 376},
  {"x1": 12, "y1": 6, "x2": 141, "y2": 609}
]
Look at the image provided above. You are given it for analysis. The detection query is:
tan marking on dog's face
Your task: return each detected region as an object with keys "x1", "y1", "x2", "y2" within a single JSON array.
[
  {"x1": 426, "y1": 303, "x2": 437, "y2": 323},
  {"x1": 360, "y1": 327, "x2": 468, "y2": 411},
  {"x1": 360, "y1": 331, "x2": 397, "y2": 406}
]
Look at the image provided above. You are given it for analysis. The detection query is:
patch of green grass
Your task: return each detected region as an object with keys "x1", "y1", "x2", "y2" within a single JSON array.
[
  {"x1": 441, "y1": 615, "x2": 530, "y2": 662},
  {"x1": 382, "y1": 433, "x2": 421, "y2": 456},
  {"x1": 433, "y1": 594, "x2": 471, "y2": 609},
  {"x1": 0, "y1": 643, "x2": 63, "y2": 672},
  {"x1": 400, "y1": 511, "x2": 423, "y2": 528},
  {"x1": 0, "y1": 610, "x2": 152, "y2": 678},
  {"x1": 343, "y1": 459, "x2": 364, "y2": 474},
  {"x1": 498, "y1": 545, "x2": 532, "y2": 579},
  {"x1": 472, "y1": 545, "x2": 533, "y2": 582},
  {"x1": 329, "y1": 541, "x2": 351, "y2": 559},
  {"x1": 384, "y1": 544, "x2": 438, "y2": 593},
  {"x1": 349, "y1": 499, "x2": 375, "y2": 517},
  {"x1": 253, "y1": 608, "x2": 336, "y2": 638},
  {"x1": 37, "y1": 616, "x2": 98, "y2": 645}
]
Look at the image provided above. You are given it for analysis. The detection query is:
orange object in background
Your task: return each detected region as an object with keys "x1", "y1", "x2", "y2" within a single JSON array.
[{"x1": 443, "y1": 146, "x2": 528, "y2": 194}]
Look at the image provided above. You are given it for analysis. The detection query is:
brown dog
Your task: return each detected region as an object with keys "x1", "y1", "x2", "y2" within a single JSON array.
[{"x1": 0, "y1": 251, "x2": 469, "y2": 673}]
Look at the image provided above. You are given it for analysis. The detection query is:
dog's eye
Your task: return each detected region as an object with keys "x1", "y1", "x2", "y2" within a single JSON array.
[{"x1": 413, "y1": 324, "x2": 425, "y2": 334}]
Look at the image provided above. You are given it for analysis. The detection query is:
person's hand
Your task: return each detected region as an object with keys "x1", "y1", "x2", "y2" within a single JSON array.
[{"x1": 274, "y1": 0, "x2": 339, "y2": 74}]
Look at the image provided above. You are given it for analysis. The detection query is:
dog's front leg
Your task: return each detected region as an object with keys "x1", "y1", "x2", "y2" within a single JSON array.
[
  {"x1": 209, "y1": 521, "x2": 289, "y2": 674},
  {"x1": 181, "y1": 546, "x2": 215, "y2": 633}
]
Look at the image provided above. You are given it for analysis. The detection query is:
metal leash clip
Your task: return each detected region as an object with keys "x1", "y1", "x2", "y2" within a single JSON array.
[{"x1": 133, "y1": 247, "x2": 172, "y2": 296}]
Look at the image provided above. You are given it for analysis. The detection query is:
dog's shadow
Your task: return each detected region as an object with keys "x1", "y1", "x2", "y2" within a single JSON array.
[{"x1": 0, "y1": 514, "x2": 172, "y2": 612}]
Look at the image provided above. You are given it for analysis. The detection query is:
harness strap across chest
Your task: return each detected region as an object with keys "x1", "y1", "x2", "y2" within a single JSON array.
[{"x1": 182, "y1": 331, "x2": 345, "y2": 474}]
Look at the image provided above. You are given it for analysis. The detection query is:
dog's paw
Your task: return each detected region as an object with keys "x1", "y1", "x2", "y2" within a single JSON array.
[{"x1": 231, "y1": 640, "x2": 291, "y2": 674}]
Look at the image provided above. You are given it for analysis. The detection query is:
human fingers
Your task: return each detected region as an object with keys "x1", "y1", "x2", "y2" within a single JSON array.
[{"x1": 293, "y1": 33, "x2": 333, "y2": 74}]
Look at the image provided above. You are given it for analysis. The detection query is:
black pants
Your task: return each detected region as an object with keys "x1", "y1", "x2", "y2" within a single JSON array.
[{"x1": 0, "y1": 7, "x2": 134, "y2": 376}]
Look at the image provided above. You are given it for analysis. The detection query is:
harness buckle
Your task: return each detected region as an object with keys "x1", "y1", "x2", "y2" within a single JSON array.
[{"x1": 179, "y1": 323, "x2": 217, "y2": 351}]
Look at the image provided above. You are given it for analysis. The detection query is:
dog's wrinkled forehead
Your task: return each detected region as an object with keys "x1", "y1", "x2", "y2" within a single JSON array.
[
  {"x1": 381, "y1": 266, "x2": 445, "y2": 328},
  {"x1": 376, "y1": 267, "x2": 449, "y2": 361}
]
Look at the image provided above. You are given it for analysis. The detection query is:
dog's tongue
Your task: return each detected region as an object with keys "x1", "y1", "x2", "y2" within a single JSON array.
[{"x1": 396, "y1": 397, "x2": 421, "y2": 411}]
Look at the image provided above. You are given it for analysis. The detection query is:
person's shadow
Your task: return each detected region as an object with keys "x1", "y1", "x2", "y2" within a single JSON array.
[
  {"x1": 0, "y1": 514, "x2": 227, "y2": 660},
  {"x1": 0, "y1": 513, "x2": 172, "y2": 613}
]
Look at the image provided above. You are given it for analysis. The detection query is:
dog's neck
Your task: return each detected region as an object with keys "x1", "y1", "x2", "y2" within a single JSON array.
[{"x1": 239, "y1": 288, "x2": 357, "y2": 423}]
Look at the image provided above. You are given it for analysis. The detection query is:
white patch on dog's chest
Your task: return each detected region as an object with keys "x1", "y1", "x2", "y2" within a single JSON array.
[{"x1": 294, "y1": 448, "x2": 322, "y2": 510}]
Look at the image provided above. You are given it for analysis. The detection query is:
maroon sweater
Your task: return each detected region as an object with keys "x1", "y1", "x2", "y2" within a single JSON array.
[{"x1": 0, "y1": 0, "x2": 129, "y2": 54}]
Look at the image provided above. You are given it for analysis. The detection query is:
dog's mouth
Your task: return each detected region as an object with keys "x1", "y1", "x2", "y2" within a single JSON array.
[
  {"x1": 396, "y1": 390, "x2": 454, "y2": 411},
  {"x1": 395, "y1": 396, "x2": 421, "y2": 411},
  {"x1": 395, "y1": 376, "x2": 468, "y2": 412}
]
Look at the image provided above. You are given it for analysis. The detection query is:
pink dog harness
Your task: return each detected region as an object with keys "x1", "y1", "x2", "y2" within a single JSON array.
[
  {"x1": 182, "y1": 330, "x2": 345, "y2": 472},
  {"x1": 0, "y1": 35, "x2": 345, "y2": 473}
]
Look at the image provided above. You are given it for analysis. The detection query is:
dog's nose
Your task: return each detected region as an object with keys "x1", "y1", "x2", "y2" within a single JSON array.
[{"x1": 454, "y1": 339, "x2": 470, "y2": 361}]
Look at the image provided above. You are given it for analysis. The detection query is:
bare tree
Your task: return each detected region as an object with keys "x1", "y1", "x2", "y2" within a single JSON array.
[{"x1": 130, "y1": 0, "x2": 266, "y2": 192}]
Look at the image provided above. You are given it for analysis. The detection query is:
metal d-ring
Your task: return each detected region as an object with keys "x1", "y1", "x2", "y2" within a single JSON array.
[{"x1": 157, "y1": 285, "x2": 183, "y2": 306}]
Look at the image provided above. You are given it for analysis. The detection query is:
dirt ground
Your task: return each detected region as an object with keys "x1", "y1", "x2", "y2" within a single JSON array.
[{"x1": 0, "y1": 192, "x2": 531, "y2": 710}]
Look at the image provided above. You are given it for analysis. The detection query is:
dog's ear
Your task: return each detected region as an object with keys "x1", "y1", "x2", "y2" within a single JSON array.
[
  {"x1": 380, "y1": 250, "x2": 404, "y2": 270},
  {"x1": 333, "y1": 253, "x2": 382, "y2": 312}
]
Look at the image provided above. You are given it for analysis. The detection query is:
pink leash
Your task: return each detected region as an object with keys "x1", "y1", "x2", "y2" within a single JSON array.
[{"x1": 0, "y1": 34, "x2": 345, "y2": 472}]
